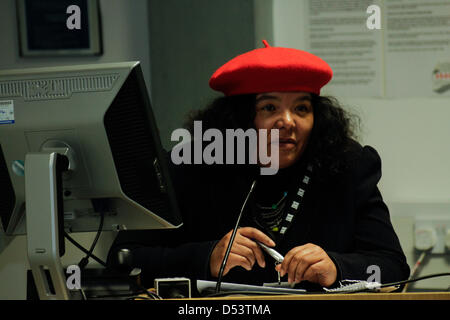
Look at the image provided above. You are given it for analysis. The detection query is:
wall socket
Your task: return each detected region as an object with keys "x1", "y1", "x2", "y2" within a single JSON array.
[{"x1": 414, "y1": 216, "x2": 450, "y2": 254}]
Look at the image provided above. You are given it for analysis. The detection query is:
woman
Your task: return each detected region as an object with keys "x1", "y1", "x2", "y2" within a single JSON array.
[{"x1": 108, "y1": 41, "x2": 410, "y2": 291}]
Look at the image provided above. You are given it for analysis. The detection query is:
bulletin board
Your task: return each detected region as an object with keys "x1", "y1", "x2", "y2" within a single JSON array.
[{"x1": 304, "y1": 0, "x2": 450, "y2": 98}]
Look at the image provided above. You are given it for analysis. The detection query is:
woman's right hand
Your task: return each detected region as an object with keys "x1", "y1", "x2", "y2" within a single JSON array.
[{"x1": 209, "y1": 227, "x2": 275, "y2": 278}]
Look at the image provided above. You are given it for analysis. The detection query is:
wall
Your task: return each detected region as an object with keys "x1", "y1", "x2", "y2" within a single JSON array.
[
  {"x1": 273, "y1": 0, "x2": 450, "y2": 290},
  {"x1": 147, "y1": 0, "x2": 273, "y2": 150}
]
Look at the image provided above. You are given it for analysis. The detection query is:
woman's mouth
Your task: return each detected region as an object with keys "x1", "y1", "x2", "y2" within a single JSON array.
[{"x1": 274, "y1": 138, "x2": 297, "y2": 150}]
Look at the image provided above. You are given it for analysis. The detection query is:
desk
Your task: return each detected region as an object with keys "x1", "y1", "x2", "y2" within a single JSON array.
[{"x1": 196, "y1": 292, "x2": 450, "y2": 300}]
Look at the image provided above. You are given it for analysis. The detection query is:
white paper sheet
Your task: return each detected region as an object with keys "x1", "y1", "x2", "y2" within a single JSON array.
[
  {"x1": 305, "y1": 0, "x2": 384, "y2": 97},
  {"x1": 196, "y1": 280, "x2": 307, "y2": 296},
  {"x1": 384, "y1": 0, "x2": 450, "y2": 97}
]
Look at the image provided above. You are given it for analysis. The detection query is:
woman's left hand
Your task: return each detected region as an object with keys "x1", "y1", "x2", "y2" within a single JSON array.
[{"x1": 275, "y1": 243, "x2": 337, "y2": 287}]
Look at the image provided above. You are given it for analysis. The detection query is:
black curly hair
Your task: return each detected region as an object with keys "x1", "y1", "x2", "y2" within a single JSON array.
[{"x1": 183, "y1": 93, "x2": 360, "y2": 178}]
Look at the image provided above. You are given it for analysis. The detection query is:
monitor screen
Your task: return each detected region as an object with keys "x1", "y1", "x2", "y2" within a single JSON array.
[{"x1": 0, "y1": 61, "x2": 182, "y2": 239}]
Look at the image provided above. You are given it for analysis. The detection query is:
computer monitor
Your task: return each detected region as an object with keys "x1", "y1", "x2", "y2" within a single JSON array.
[{"x1": 0, "y1": 61, "x2": 182, "y2": 299}]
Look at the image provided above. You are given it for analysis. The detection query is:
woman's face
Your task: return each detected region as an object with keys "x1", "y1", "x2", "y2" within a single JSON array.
[{"x1": 254, "y1": 91, "x2": 314, "y2": 169}]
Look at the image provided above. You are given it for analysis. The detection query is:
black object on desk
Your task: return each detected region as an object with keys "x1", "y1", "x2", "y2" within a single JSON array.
[{"x1": 27, "y1": 267, "x2": 143, "y2": 300}]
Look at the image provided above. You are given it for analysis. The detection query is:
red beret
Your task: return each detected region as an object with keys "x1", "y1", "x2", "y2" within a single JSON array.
[{"x1": 209, "y1": 40, "x2": 333, "y2": 96}]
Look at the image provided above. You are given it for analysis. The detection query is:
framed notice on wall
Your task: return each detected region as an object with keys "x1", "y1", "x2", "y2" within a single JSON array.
[{"x1": 17, "y1": 0, "x2": 102, "y2": 57}]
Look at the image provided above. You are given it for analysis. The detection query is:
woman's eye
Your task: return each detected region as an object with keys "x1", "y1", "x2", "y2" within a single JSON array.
[
  {"x1": 295, "y1": 105, "x2": 309, "y2": 112},
  {"x1": 258, "y1": 103, "x2": 276, "y2": 111},
  {"x1": 261, "y1": 104, "x2": 276, "y2": 111}
]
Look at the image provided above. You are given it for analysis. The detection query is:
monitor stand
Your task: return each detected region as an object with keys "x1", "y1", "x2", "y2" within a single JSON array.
[{"x1": 25, "y1": 152, "x2": 79, "y2": 300}]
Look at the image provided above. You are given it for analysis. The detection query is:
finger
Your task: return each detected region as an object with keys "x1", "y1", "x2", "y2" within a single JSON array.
[
  {"x1": 210, "y1": 230, "x2": 253, "y2": 277},
  {"x1": 302, "y1": 260, "x2": 324, "y2": 284},
  {"x1": 239, "y1": 227, "x2": 276, "y2": 247},
  {"x1": 279, "y1": 243, "x2": 316, "y2": 277},
  {"x1": 284, "y1": 246, "x2": 322, "y2": 283},
  {"x1": 230, "y1": 240, "x2": 256, "y2": 267},
  {"x1": 292, "y1": 250, "x2": 322, "y2": 283},
  {"x1": 235, "y1": 233, "x2": 266, "y2": 268},
  {"x1": 279, "y1": 246, "x2": 302, "y2": 277},
  {"x1": 303, "y1": 259, "x2": 337, "y2": 287},
  {"x1": 223, "y1": 253, "x2": 253, "y2": 275}
]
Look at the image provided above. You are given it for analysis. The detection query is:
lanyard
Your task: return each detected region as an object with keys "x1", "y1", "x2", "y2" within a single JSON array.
[{"x1": 276, "y1": 163, "x2": 313, "y2": 239}]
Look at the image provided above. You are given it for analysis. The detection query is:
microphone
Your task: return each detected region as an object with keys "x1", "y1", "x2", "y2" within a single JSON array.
[{"x1": 215, "y1": 179, "x2": 257, "y2": 293}]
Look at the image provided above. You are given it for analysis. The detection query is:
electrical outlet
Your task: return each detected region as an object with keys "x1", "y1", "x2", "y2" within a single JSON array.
[
  {"x1": 414, "y1": 226, "x2": 437, "y2": 251},
  {"x1": 414, "y1": 216, "x2": 450, "y2": 254}
]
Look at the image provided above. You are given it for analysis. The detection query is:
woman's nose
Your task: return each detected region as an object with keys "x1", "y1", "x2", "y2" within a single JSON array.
[{"x1": 274, "y1": 110, "x2": 295, "y2": 129}]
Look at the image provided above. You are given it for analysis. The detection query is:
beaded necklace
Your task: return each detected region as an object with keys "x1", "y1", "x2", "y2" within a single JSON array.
[{"x1": 252, "y1": 164, "x2": 313, "y2": 240}]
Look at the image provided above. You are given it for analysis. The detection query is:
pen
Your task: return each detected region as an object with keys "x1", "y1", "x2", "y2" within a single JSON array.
[
  {"x1": 257, "y1": 241, "x2": 284, "y2": 285},
  {"x1": 257, "y1": 241, "x2": 284, "y2": 263}
]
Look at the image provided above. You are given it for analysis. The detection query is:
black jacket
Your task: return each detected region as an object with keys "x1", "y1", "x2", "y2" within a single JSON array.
[{"x1": 107, "y1": 142, "x2": 410, "y2": 290}]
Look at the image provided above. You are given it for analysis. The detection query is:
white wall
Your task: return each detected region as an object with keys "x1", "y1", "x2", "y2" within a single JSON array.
[
  {"x1": 273, "y1": 0, "x2": 450, "y2": 290},
  {"x1": 0, "y1": 0, "x2": 151, "y2": 299}
]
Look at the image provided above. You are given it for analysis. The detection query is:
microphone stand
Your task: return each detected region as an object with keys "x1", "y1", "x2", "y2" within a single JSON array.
[{"x1": 215, "y1": 180, "x2": 257, "y2": 293}]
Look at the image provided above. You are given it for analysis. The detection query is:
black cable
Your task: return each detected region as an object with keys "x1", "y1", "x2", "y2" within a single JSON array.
[
  {"x1": 380, "y1": 272, "x2": 450, "y2": 289},
  {"x1": 325, "y1": 272, "x2": 450, "y2": 294},
  {"x1": 64, "y1": 232, "x2": 107, "y2": 267},
  {"x1": 78, "y1": 211, "x2": 105, "y2": 270},
  {"x1": 127, "y1": 295, "x2": 153, "y2": 300},
  {"x1": 79, "y1": 287, "x2": 87, "y2": 300}
]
